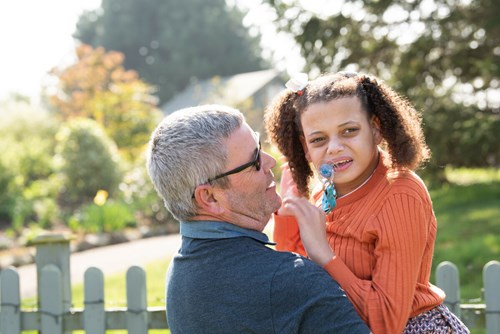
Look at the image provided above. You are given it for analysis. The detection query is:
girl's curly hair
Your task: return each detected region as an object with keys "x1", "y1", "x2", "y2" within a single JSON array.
[{"x1": 264, "y1": 72, "x2": 430, "y2": 197}]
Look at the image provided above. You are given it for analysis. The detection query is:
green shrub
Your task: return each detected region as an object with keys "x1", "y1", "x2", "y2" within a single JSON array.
[
  {"x1": 55, "y1": 118, "x2": 123, "y2": 209},
  {"x1": 0, "y1": 102, "x2": 59, "y2": 229},
  {"x1": 0, "y1": 158, "x2": 18, "y2": 223},
  {"x1": 69, "y1": 200, "x2": 135, "y2": 233}
]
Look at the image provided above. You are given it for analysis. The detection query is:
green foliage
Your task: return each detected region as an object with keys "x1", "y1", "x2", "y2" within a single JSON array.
[
  {"x1": 69, "y1": 200, "x2": 135, "y2": 233},
  {"x1": 55, "y1": 118, "x2": 123, "y2": 209},
  {"x1": 74, "y1": 0, "x2": 266, "y2": 104},
  {"x1": 0, "y1": 102, "x2": 60, "y2": 229},
  {"x1": 446, "y1": 167, "x2": 500, "y2": 185},
  {"x1": 11, "y1": 177, "x2": 62, "y2": 231},
  {"x1": 264, "y1": 0, "x2": 500, "y2": 171},
  {"x1": 0, "y1": 157, "x2": 18, "y2": 223},
  {"x1": 431, "y1": 172, "x2": 500, "y2": 301}
]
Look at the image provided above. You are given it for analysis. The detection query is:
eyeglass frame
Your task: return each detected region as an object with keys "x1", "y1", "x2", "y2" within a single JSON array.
[{"x1": 205, "y1": 140, "x2": 261, "y2": 184}]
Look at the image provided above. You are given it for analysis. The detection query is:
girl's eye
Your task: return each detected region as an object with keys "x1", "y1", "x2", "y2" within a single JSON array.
[
  {"x1": 309, "y1": 137, "x2": 325, "y2": 144},
  {"x1": 344, "y1": 128, "x2": 359, "y2": 135}
]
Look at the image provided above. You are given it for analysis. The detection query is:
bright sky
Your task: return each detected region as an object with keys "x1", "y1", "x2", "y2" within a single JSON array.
[
  {"x1": 0, "y1": 0, "x2": 309, "y2": 104},
  {"x1": 0, "y1": 0, "x2": 101, "y2": 101},
  {"x1": 3, "y1": 1, "x2": 497, "y2": 108}
]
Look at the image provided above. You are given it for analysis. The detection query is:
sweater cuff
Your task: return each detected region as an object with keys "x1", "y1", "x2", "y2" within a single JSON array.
[{"x1": 323, "y1": 256, "x2": 358, "y2": 290}]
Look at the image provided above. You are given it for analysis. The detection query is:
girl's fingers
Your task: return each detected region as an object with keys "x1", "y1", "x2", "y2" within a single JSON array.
[{"x1": 283, "y1": 197, "x2": 323, "y2": 225}]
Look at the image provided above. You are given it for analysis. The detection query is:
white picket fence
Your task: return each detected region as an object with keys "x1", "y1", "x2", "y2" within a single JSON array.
[
  {"x1": 0, "y1": 234, "x2": 167, "y2": 333},
  {"x1": 0, "y1": 234, "x2": 499, "y2": 333},
  {"x1": 0, "y1": 265, "x2": 166, "y2": 333}
]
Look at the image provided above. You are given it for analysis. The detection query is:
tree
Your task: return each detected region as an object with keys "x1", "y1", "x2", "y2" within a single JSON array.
[
  {"x1": 263, "y1": 0, "x2": 500, "y2": 176},
  {"x1": 47, "y1": 44, "x2": 163, "y2": 161},
  {"x1": 74, "y1": 0, "x2": 266, "y2": 104}
]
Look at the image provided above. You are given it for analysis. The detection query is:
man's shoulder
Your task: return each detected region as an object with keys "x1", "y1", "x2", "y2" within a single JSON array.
[{"x1": 270, "y1": 251, "x2": 342, "y2": 289}]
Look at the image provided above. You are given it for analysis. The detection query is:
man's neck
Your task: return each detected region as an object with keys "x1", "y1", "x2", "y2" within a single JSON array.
[{"x1": 190, "y1": 212, "x2": 268, "y2": 233}]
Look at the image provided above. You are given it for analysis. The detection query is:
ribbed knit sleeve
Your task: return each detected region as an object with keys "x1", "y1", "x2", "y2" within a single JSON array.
[{"x1": 272, "y1": 214, "x2": 306, "y2": 256}]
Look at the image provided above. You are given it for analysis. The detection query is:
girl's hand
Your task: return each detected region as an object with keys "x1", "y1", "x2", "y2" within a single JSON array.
[
  {"x1": 282, "y1": 196, "x2": 335, "y2": 266},
  {"x1": 277, "y1": 162, "x2": 301, "y2": 216}
]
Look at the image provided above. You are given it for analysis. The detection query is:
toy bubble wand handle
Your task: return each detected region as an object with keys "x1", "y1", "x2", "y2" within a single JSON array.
[{"x1": 319, "y1": 164, "x2": 336, "y2": 213}]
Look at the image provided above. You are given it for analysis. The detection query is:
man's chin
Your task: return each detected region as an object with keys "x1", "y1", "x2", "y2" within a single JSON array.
[{"x1": 271, "y1": 195, "x2": 282, "y2": 213}]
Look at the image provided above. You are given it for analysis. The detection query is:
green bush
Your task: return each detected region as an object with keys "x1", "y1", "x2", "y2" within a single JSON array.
[
  {"x1": 55, "y1": 118, "x2": 123, "y2": 209},
  {"x1": 0, "y1": 102, "x2": 60, "y2": 229},
  {"x1": 69, "y1": 200, "x2": 135, "y2": 233},
  {"x1": 0, "y1": 158, "x2": 18, "y2": 223}
]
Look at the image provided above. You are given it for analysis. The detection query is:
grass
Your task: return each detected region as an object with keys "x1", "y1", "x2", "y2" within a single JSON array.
[{"x1": 430, "y1": 168, "x2": 500, "y2": 302}]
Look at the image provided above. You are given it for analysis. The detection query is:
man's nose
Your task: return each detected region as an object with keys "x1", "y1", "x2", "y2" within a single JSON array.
[{"x1": 261, "y1": 150, "x2": 276, "y2": 170}]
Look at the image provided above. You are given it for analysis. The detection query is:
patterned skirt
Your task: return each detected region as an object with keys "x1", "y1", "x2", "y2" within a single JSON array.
[{"x1": 403, "y1": 304, "x2": 470, "y2": 334}]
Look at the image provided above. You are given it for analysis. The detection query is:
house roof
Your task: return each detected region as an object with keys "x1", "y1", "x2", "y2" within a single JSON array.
[{"x1": 161, "y1": 69, "x2": 282, "y2": 114}]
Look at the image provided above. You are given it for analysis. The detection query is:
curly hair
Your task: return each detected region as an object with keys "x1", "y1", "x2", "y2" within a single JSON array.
[{"x1": 265, "y1": 72, "x2": 430, "y2": 197}]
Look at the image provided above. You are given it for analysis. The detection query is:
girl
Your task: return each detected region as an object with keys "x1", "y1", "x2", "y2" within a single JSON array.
[{"x1": 265, "y1": 72, "x2": 469, "y2": 333}]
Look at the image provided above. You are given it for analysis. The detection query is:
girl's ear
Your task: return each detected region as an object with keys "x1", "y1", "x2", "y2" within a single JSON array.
[
  {"x1": 371, "y1": 116, "x2": 383, "y2": 144},
  {"x1": 299, "y1": 135, "x2": 312, "y2": 162}
]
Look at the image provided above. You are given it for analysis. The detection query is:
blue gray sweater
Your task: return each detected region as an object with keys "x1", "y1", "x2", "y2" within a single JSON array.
[{"x1": 166, "y1": 221, "x2": 370, "y2": 334}]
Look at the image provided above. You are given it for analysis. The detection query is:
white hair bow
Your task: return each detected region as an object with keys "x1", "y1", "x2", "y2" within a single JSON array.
[{"x1": 285, "y1": 73, "x2": 308, "y2": 93}]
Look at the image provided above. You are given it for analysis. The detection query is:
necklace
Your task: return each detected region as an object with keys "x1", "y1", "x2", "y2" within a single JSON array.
[{"x1": 337, "y1": 170, "x2": 375, "y2": 199}]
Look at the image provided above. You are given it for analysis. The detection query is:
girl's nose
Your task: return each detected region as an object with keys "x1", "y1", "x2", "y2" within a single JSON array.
[{"x1": 327, "y1": 138, "x2": 344, "y2": 155}]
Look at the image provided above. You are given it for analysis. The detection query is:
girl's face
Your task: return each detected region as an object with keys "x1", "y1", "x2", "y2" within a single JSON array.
[{"x1": 300, "y1": 96, "x2": 381, "y2": 197}]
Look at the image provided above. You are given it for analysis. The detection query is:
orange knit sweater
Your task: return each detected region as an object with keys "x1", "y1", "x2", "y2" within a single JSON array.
[{"x1": 273, "y1": 155, "x2": 445, "y2": 334}]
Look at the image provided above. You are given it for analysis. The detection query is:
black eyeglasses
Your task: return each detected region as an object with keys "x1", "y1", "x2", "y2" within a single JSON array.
[{"x1": 206, "y1": 142, "x2": 261, "y2": 183}]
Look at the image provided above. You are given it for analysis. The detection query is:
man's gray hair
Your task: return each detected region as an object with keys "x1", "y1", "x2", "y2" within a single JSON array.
[{"x1": 146, "y1": 104, "x2": 245, "y2": 221}]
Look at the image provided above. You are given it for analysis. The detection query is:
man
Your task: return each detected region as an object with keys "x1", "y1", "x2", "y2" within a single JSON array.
[{"x1": 147, "y1": 104, "x2": 370, "y2": 333}]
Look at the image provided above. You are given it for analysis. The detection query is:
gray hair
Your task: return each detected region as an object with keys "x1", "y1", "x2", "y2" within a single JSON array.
[{"x1": 146, "y1": 104, "x2": 245, "y2": 221}]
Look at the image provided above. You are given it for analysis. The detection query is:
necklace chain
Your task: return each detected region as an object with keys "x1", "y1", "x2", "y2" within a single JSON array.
[{"x1": 337, "y1": 170, "x2": 375, "y2": 199}]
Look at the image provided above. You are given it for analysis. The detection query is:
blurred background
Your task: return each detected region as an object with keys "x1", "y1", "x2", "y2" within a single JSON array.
[{"x1": 0, "y1": 0, "x2": 499, "y2": 305}]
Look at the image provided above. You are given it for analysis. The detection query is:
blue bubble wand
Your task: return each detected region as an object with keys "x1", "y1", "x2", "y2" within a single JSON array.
[{"x1": 319, "y1": 163, "x2": 337, "y2": 213}]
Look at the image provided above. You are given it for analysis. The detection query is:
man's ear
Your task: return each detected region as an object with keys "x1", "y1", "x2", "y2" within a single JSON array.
[
  {"x1": 299, "y1": 136, "x2": 312, "y2": 162},
  {"x1": 193, "y1": 184, "x2": 224, "y2": 214}
]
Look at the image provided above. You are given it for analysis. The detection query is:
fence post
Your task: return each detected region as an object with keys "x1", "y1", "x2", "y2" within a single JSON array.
[
  {"x1": 483, "y1": 261, "x2": 500, "y2": 334},
  {"x1": 28, "y1": 233, "x2": 73, "y2": 334},
  {"x1": 28, "y1": 234, "x2": 73, "y2": 311},
  {"x1": 126, "y1": 266, "x2": 148, "y2": 334},
  {"x1": 436, "y1": 261, "x2": 461, "y2": 317},
  {"x1": 84, "y1": 267, "x2": 105, "y2": 334},
  {"x1": 0, "y1": 268, "x2": 21, "y2": 333}
]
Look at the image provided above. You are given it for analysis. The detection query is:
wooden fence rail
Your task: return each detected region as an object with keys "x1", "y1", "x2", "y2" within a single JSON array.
[{"x1": 0, "y1": 234, "x2": 499, "y2": 333}]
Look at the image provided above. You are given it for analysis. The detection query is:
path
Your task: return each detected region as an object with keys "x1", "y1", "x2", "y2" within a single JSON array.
[{"x1": 15, "y1": 233, "x2": 182, "y2": 299}]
